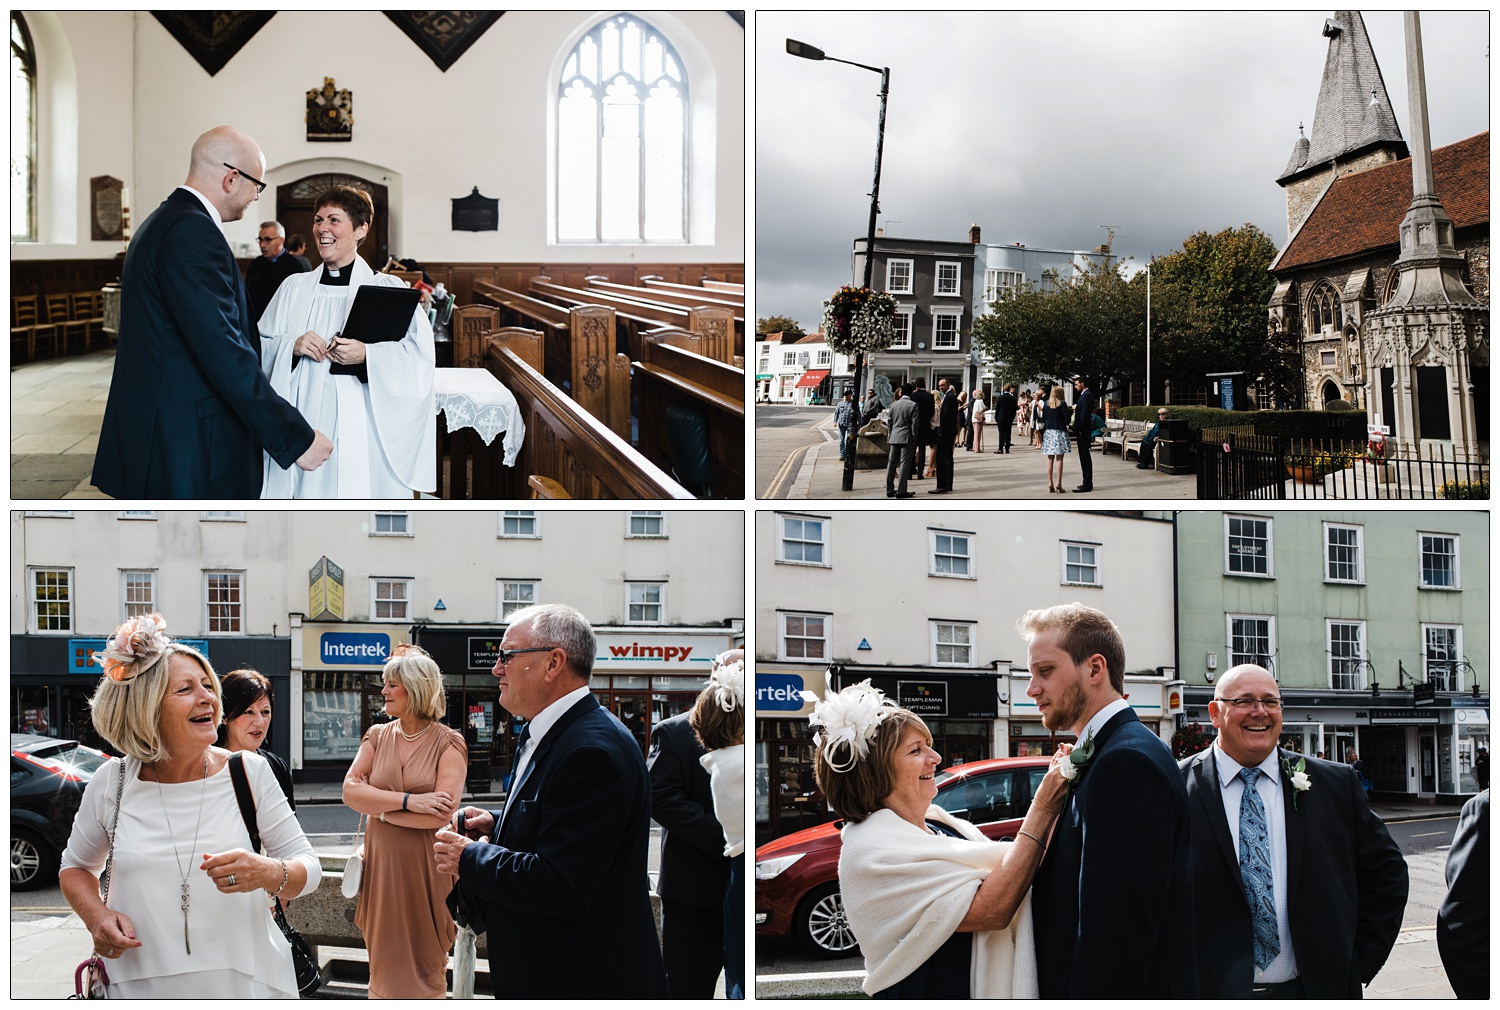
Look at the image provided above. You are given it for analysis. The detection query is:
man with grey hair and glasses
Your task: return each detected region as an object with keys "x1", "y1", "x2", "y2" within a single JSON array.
[
  {"x1": 245, "y1": 219, "x2": 308, "y2": 324},
  {"x1": 435, "y1": 603, "x2": 668, "y2": 997},
  {"x1": 1179, "y1": 664, "x2": 1407, "y2": 997}
]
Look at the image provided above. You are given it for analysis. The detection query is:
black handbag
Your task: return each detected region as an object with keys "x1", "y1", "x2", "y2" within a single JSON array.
[{"x1": 227, "y1": 753, "x2": 322, "y2": 997}]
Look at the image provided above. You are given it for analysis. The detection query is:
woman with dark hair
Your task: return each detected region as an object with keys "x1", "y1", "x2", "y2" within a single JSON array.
[
  {"x1": 257, "y1": 185, "x2": 435, "y2": 497},
  {"x1": 809, "y1": 681, "x2": 1070, "y2": 998},
  {"x1": 217, "y1": 668, "x2": 295, "y2": 810}
]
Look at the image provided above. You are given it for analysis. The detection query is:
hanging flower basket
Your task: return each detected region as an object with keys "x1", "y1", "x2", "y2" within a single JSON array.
[{"x1": 822, "y1": 286, "x2": 898, "y2": 357}]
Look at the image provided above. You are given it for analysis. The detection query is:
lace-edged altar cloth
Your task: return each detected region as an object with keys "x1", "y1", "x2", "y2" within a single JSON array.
[{"x1": 433, "y1": 368, "x2": 524, "y2": 466}]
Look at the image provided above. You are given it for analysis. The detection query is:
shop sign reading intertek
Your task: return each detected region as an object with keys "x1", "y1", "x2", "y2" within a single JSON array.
[{"x1": 320, "y1": 632, "x2": 391, "y2": 666}]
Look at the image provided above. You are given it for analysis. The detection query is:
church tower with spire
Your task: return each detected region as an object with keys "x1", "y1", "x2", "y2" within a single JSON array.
[{"x1": 1276, "y1": 11, "x2": 1408, "y2": 241}]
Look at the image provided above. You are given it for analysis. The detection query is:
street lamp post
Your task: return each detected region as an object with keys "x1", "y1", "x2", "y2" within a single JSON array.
[{"x1": 787, "y1": 38, "x2": 890, "y2": 491}]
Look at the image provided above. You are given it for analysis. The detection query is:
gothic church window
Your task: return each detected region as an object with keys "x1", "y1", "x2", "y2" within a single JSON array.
[
  {"x1": 557, "y1": 14, "x2": 687, "y2": 243},
  {"x1": 11, "y1": 12, "x2": 37, "y2": 241},
  {"x1": 1308, "y1": 282, "x2": 1343, "y2": 333}
]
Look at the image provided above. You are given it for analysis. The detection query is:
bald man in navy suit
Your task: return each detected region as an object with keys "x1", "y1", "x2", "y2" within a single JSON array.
[{"x1": 93, "y1": 126, "x2": 330, "y2": 499}]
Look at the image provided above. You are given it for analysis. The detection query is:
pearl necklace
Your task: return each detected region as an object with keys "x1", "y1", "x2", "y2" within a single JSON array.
[
  {"x1": 399, "y1": 720, "x2": 435, "y2": 742},
  {"x1": 153, "y1": 754, "x2": 210, "y2": 956}
]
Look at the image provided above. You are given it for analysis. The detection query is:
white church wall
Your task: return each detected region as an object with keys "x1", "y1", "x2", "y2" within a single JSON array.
[{"x1": 13, "y1": 10, "x2": 744, "y2": 265}]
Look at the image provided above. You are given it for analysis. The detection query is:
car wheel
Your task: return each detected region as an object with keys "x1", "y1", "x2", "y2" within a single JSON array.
[
  {"x1": 11, "y1": 827, "x2": 57, "y2": 892},
  {"x1": 794, "y1": 882, "x2": 861, "y2": 958}
]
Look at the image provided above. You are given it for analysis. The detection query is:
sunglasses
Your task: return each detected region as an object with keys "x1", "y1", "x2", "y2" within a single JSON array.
[
  {"x1": 222, "y1": 162, "x2": 267, "y2": 195},
  {"x1": 496, "y1": 646, "x2": 555, "y2": 666}
]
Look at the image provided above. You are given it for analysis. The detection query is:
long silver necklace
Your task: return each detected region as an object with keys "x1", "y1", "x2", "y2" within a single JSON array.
[{"x1": 154, "y1": 754, "x2": 210, "y2": 955}]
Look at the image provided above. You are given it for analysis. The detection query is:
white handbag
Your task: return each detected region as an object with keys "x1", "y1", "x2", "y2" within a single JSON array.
[{"x1": 341, "y1": 814, "x2": 366, "y2": 898}]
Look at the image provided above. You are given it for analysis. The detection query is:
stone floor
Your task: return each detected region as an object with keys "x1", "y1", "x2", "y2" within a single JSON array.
[{"x1": 11, "y1": 348, "x2": 115, "y2": 499}]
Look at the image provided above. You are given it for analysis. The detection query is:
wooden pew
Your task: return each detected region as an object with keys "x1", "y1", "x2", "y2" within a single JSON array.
[
  {"x1": 530, "y1": 276, "x2": 737, "y2": 361},
  {"x1": 470, "y1": 281, "x2": 628, "y2": 440},
  {"x1": 585, "y1": 276, "x2": 745, "y2": 319},
  {"x1": 640, "y1": 324, "x2": 735, "y2": 367},
  {"x1": 640, "y1": 276, "x2": 745, "y2": 306},
  {"x1": 700, "y1": 278, "x2": 744, "y2": 295},
  {"x1": 483, "y1": 330, "x2": 694, "y2": 500},
  {"x1": 632, "y1": 332, "x2": 745, "y2": 499},
  {"x1": 451, "y1": 304, "x2": 500, "y2": 369}
]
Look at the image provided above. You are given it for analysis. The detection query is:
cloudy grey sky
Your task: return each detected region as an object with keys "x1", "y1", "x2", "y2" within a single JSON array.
[{"x1": 754, "y1": 11, "x2": 1490, "y2": 332}]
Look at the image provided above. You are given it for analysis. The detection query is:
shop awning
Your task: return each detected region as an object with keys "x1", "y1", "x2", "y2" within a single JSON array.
[{"x1": 794, "y1": 369, "x2": 829, "y2": 388}]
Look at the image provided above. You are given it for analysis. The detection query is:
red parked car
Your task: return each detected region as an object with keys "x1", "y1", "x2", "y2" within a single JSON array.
[{"x1": 755, "y1": 755, "x2": 1053, "y2": 957}]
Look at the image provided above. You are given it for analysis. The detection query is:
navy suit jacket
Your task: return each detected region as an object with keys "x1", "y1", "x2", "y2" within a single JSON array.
[
  {"x1": 458, "y1": 693, "x2": 668, "y2": 998},
  {"x1": 912, "y1": 387, "x2": 935, "y2": 445},
  {"x1": 1072, "y1": 387, "x2": 1097, "y2": 439},
  {"x1": 1437, "y1": 790, "x2": 1488, "y2": 999},
  {"x1": 936, "y1": 389, "x2": 959, "y2": 438},
  {"x1": 1032, "y1": 707, "x2": 1199, "y2": 998},
  {"x1": 1180, "y1": 748, "x2": 1408, "y2": 997},
  {"x1": 995, "y1": 391, "x2": 1018, "y2": 425},
  {"x1": 647, "y1": 711, "x2": 729, "y2": 908},
  {"x1": 93, "y1": 189, "x2": 313, "y2": 499}
]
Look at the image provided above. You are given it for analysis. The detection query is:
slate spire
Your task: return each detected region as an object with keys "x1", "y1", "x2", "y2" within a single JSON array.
[{"x1": 1278, "y1": 10, "x2": 1407, "y2": 183}]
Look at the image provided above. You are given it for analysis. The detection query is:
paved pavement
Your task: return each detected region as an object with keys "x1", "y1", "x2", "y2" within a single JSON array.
[
  {"x1": 783, "y1": 413, "x2": 1200, "y2": 499},
  {"x1": 11, "y1": 348, "x2": 114, "y2": 498}
]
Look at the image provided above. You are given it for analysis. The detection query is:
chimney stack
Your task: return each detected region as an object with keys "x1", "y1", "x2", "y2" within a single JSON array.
[{"x1": 969, "y1": 224, "x2": 981, "y2": 244}]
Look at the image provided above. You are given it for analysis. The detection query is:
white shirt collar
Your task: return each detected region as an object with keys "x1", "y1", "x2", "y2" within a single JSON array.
[
  {"x1": 1211, "y1": 742, "x2": 1282, "y2": 788},
  {"x1": 1077, "y1": 697, "x2": 1130, "y2": 745},
  {"x1": 177, "y1": 185, "x2": 225, "y2": 231},
  {"x1": 522, "y1": 683, "x2": 592, "y2": 750}
]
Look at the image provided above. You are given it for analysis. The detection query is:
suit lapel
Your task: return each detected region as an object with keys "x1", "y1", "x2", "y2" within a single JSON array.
[
  {"x1": 1192, "y1": 752, "x2": 1240, "y2": 876},
  {"x1": 1278, "y1": 749, "x2": 1304, "y2": 904},
  {"x1": 509, "y1": 694, "x2": 599, "y2": 807}
]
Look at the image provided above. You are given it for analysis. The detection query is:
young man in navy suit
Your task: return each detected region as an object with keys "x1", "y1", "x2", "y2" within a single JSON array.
[
  {"x1": 436, "y1": 604, "x2": 668, "y2": 998},
  {"x1": 93, "y1": 126, "x2": 331, "y2": 499},
  {"x1": 1021, "y1": 603, "x2": 1198, "y2": 998},
  {"x1": 1179, "y1": 664, "x2": 1408, "y2": 997}
]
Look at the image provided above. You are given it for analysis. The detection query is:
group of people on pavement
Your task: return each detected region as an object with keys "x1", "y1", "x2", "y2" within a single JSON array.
[
  {"x1": 805, "y1": 601, "x2": 1492, "y2": 1000},
  {"x1": 63, "y1": 607, "x2": 746, "y2": 999}
]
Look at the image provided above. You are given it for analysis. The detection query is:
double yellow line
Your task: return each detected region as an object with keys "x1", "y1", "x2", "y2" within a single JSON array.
[{"x1": 762, "y1": 443, "x2": 811, "y2": 499}]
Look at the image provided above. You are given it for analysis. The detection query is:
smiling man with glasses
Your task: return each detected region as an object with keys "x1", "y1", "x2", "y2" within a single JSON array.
[
  {"x1": 433, "y1": 603, "x2": 669, "y2": 997},
  {"x1": 245, "y1": 218, "x2": 308, "y2": 324},
  {"x1": 92, "y1": 125, "x2": 332, "y2": 499},
  {"x1": 1179, "y1": 664, "x2": 1408, "y2": 998}
]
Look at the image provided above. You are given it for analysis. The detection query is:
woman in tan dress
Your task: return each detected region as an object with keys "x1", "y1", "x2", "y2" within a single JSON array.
[{"x1": 343, "y1": 645, "x2": 467, "y2": 998}]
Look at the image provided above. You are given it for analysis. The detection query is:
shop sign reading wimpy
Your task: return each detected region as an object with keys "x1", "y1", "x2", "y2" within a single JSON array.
[{"x1": 593, "y1": 632, "x2": 730, "y2": 669}]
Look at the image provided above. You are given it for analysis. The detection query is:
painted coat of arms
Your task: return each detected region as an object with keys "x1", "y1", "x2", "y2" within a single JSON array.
[{"x1": 307, "y1": 77, "x2": 353, "y2": 142}]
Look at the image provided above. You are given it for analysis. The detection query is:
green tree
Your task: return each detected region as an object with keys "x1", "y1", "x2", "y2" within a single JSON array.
[
  {"x1": 972, "y1": 258, "x2": 1147, "y2": 399},
  {"x1": 756, "y1": 315, "x2": 805, "y2": 337},
  {"x1": 1149, "y1": 224, "x2": 1282, "y2": 402}
]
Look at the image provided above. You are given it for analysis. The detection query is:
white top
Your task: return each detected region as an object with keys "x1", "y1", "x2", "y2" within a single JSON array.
[
  {"x1": 1213, "y1": 743, "x2": 1298, "y2": 984},
  {"x1": 258, "y1": 256, "x2": 436, "y2": 497},
  {"x1": 61, "y1": 753, "x2": 321, "y2": 998},
  {"x1": 699, "y1": 745, "x2": 745, "y2": 858}
]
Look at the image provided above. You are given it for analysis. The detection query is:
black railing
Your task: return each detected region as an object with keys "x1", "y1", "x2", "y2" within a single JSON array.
[{"x1": 1196, "y1": 434, "x2": 1489, "y2": 500}]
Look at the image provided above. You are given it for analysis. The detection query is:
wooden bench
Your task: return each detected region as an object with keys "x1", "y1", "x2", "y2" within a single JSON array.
[
  {"x1": 585, "y1": 276, "x2": 745, "y2": 319},
  {"x1": 632, "y1": 333, "x2": 745, "y2": 499},
  {"x1": 530, "y1": 276, "x2": 737, "y2": 362},
  {"x1": 699, "y1": 278, "x2": 744, "y2": 295},
  {"x1": 1102, "y1": 419, "x2": 1148, "y2": 458},
  {"x1": 471, "y1": 281, "x2": 627, "y2": 439},
  {"x1": 483, "y1": 330, "x2": 693, "y2": 499},
  {"x1": 640, "y1": 276, "x2": 745, "y2": 306}
]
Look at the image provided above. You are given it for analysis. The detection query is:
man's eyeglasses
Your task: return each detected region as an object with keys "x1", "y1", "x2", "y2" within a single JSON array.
[
  {"x1": 1217, "y1": 697, "x2": 1283, "y2": 711},
  {"x1": 496, "y1": 646, "x2": 555, "y2": 666},
  {"x1": 222, "y1": 162, "x2": 267, "y2": 195}
]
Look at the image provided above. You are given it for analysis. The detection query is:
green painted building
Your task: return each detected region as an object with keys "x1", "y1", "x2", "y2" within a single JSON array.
[{"x1": 1173, "y1": 509, "x2": 1488, "y2": 800}]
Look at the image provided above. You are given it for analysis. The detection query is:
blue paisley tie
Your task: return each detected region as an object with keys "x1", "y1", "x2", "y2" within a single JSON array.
[{"x1": 1238, "y1": 767, "x2": 1279, "y2": 970}]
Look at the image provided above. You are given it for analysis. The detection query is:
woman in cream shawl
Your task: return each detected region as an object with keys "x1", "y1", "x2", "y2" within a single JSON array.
[
  {"x1": 810, "y1": 680, "x2": 1070, "y2": 998},
  {"x1": 257, "y1": 186, "x2": 434, "y2": 498}
]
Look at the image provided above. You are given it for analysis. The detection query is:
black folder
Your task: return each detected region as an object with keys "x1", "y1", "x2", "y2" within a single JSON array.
[{"x1": 328, "y1": 285, "x2": 423, "y2": 379}]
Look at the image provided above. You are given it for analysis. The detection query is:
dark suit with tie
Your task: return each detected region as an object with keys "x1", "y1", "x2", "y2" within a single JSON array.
[
  {"x1": 933, "y1": 388, "x2": 958, "y2": 490},
  {"x1": 910, "y1": 385, "x2": 935, "y2": 478},
  {"x1": 458, "y1": 693, "x2": 669, "y2": 998},
  {"x1": 1032, "y1": 706, "x2": 1198, "y2": 997},
  {"x1": 93, "y1": 188, "x2": 313, "y2": 499},
  {"x1": 1072, "y1": 384, "x2": 1096, "y2": 489},
  {"x1": 647, "y1": 711, "x2": 729, "y2": 998},
  {"x1": 1179, "y1": 747, "x2": 1408, "y2": 998},
  {"x1": 995, "y1": 390, "x2": 1018, "y2": 452}
]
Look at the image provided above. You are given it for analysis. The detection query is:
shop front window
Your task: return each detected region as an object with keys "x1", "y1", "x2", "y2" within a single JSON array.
[{"x1": 303, "y1": 670, "x2": 371, "y2": 764}]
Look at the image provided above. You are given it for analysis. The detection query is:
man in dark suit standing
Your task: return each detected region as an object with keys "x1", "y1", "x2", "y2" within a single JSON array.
[
  {"x1": 647, "y1": 708, "x2": 729, "y2": 997},
  {"x1": 1437, "y1": 789, "x2": 1488, "y2": 999},
  {"x1": 1179, "y1": 665, "x2": 1408, "y2": 998},
  {"x1": 908, "y1": 376, "x2": 935, "y2": 481},
  {"x1": 994, "y1": 383, "x2": 1018, "y2": 453},
  {"x1": 244, "y1": 220, "x2": 308, "y2": 324},
  {"x1": 1071, "y1": 376, "x2": 1096, "y2": 492},
  {"x1": 435, "y1": 604, "x2": 668, "y2": 998},
  {"x1": 929, "y1": 378, "x2": 958, "y2": 493},
  {"x1": 1020, "y1": 603, "x2": 1197, "y2": 998},
  {"x1": 92, "y1": 126, "x2": 330, "y2": 499}
]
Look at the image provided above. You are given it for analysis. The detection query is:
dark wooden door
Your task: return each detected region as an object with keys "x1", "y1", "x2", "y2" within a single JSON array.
[{"x1": 276, "y1": 174, "x2": 390, "y2": 272}]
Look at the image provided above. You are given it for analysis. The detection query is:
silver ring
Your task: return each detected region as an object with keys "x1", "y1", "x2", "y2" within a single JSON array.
[{"x1": 226, "y1": 874, "x2": 237, "y2": 886}]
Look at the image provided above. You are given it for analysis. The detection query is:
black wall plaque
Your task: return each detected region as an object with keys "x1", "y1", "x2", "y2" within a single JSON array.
[{"x1": 452, "y1": 187, "x2": 499, "y2": 232}]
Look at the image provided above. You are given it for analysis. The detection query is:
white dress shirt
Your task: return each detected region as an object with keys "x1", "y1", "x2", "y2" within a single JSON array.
[
  {"x1": 177, "y1": 184, "x2": 225, "y2": 235},
  {"x1": 1213, "y1": 743, "x2": 1298, "y2": 984},
  {"x1": 1077, "y1": 696, "x2": 1130, "y2": 747}
]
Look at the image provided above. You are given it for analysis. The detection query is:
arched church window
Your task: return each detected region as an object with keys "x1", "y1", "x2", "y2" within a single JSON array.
[
  {"x1": 1308, "y1": 282, "x2": 1342, "y2": 333},
  {"x1": 557, "y1": 14, "x2": 687, "y2": 243},
  {"x1": 11, "y1": 12, "x2": 37, "y2": 241}
]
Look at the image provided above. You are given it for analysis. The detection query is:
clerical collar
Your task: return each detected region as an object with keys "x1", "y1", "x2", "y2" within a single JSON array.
[{"x1": 320, "y1": 264, "x2": 353, "y2": 286}]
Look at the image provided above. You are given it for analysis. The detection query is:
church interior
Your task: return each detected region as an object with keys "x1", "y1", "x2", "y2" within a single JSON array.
[{"x1": 10, "y1": 11, "x2": 746, "y2": 499}]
